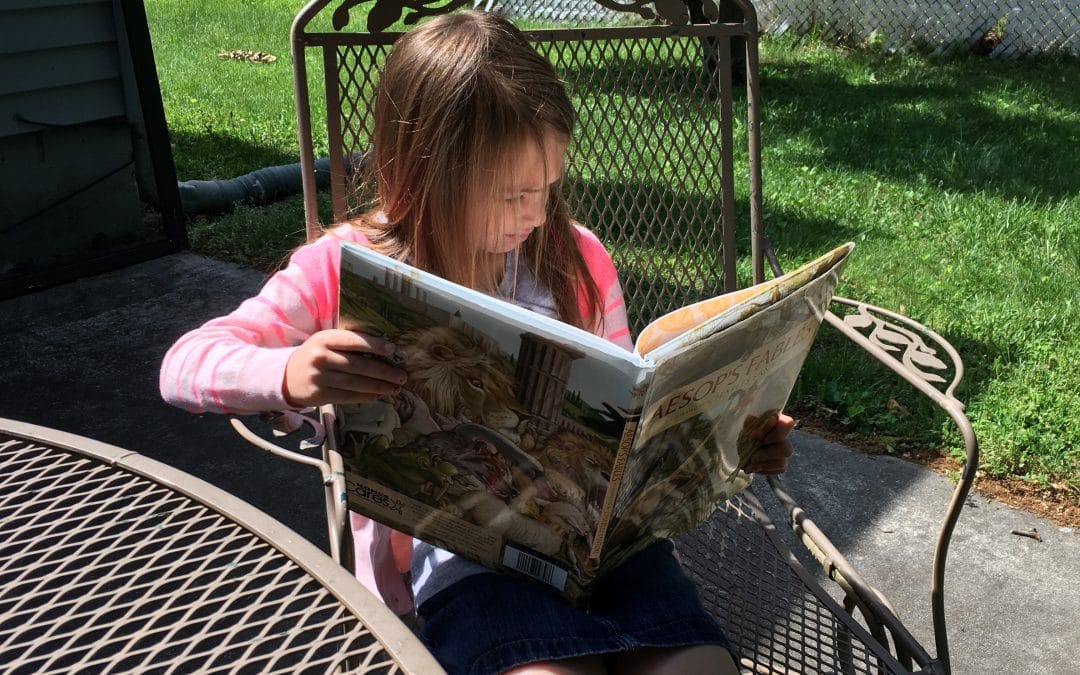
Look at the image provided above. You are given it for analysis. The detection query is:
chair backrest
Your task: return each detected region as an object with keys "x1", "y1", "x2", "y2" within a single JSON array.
[
  {"x1": 288, "y1": 4, "x2": 973, "y2": 672},
  {"x1": 291, "y1": 0, "x2": 767, "y2": 336}
]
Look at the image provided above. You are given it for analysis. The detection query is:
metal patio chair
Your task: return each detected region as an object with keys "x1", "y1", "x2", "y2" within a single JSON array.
[{"x1": 234, "y1": 1, "x2": 980, "y2": 672}]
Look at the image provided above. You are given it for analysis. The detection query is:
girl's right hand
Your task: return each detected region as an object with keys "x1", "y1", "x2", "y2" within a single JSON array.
[{"x1": 282, "y1": 329, "x2": 408, "y2": 407}]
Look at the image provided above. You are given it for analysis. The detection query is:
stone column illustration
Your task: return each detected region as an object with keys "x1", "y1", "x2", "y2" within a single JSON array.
[{"x1": 514, "y1": 333, "x2": 584, "y2": 435}]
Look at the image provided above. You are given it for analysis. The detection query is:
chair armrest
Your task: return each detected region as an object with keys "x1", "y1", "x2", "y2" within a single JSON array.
[
  {"x1": 827, "y1": 298, "x2": 967, "y2": 407},
  {"x1": 767, "y1": 297, "x2": 980, "y2": 675},
  {"x1": 230, "y1": 408, "x2": 352, "y2": 567}
]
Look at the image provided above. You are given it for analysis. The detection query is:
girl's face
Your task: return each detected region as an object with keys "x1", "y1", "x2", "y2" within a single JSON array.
[{"x1": 482, "y1": 132, "x2": 568, "y2": 254}]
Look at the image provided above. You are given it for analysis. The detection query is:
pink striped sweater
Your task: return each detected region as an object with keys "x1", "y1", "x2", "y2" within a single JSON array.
[{"x1": 160, "y1": 222, "x2": 632, "y2": 611}]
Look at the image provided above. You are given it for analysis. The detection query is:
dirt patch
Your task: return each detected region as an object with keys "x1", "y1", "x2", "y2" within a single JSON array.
[{"x1": 793, "y1": 415, "x2": 1080, "y2": 529}]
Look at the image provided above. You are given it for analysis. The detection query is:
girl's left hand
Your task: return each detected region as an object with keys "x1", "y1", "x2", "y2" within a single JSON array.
[{"x1": 743, "y1": 413, "x2": 796, "y2": 475}]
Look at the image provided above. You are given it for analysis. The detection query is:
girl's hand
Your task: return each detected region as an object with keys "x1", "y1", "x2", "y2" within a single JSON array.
[
  {"x1": 743, "y1": 413, "x2": 796, "y2": 475},
  {"x1": 283, "y1": 329, "x2": 408, "y2": 407}
]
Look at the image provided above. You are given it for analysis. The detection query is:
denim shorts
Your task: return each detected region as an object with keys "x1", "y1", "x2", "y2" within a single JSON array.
[{"x1": 415, "y1": 541, "x2": 733, "y2": 675}]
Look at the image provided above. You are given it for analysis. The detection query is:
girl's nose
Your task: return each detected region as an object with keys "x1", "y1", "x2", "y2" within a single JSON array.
[{"x1": 523, "y1": 193, "x2": 546, "y2": 226}]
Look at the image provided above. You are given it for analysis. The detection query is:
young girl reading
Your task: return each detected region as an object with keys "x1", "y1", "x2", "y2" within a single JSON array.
[{"x1": 161, "y1": 11, "x2": 794, "y2": 674}]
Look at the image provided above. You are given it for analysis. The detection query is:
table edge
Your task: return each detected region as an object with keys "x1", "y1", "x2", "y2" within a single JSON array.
[{"x1": 0, "y1": 416, "x2": 445, "y2": 674}]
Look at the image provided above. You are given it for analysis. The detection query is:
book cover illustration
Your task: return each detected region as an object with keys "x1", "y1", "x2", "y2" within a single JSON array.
[{"x1": 336, "y1": 246, "x2": 644, "y2": 595}]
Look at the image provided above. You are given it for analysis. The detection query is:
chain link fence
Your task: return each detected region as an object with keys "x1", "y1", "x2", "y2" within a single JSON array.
[
  {"x1": 755, "y1": 0, "x2": 1078, "y2": 57},
  {"x1": 495, "y1": 0, "x2": 1079, "y2": 57}
]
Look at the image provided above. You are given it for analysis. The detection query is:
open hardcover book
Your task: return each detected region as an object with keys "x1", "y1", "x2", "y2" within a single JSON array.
[{"x1": 335, "y1": 241, "x2": 853, "y2": 602}]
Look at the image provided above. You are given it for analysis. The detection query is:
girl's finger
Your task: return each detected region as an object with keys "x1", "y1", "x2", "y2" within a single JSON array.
[
  {"x1": 318, "y1": 371, "x2": 404, "y2": 397},
  {"x1": 318, "y1": 329, "x2": 400, "y2": 358},
  {"x1": 743, "y1": 439, "x2": 794, "y2": 475},
  {"x1": 746, "y1": 460, "x2": 789, "y2": 475},
  {"x1": 318, "y1": 386, "x2": 391, "y2": 405},
  {"x1": 336, "y1": 352, "x2": 408, "y2": 384},
  {"x1": 762, "y1": 414, "x2": 797, "y2": 444},
  {"x1": 757, "y1": 439, "x2": 794, "y2": 461}
]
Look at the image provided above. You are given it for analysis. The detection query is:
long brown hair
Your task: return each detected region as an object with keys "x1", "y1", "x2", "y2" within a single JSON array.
[{"x1": 351, "y1": 10, "x2": 603, "y2": 331}]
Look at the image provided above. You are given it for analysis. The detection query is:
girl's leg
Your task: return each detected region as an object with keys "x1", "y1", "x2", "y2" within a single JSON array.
[
  {"x1": 609, "y1": 645, "x2": 740, "y2": 675},
  {"x1": 503, "y1": 655, "x2": 607, "y2": 675},
  {"x1": 504, "y1": 644, "x2": 738, "y2": 675}
]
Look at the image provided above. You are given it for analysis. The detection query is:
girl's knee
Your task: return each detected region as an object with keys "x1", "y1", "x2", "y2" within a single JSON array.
[
  {"x1": 502, "y1": 654, "x2": 607, "y2": 675},
  {"x1": 608, "y1": 645, "x2": 739, "y2": 675}
]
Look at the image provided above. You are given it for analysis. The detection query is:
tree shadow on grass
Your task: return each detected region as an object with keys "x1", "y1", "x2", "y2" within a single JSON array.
[
  {"x1": 757, "y1": 57, "x2": 1080, "y2": 202},
  {"x1": 168, "y1": 128, "x2": 300, "y2": 182}
]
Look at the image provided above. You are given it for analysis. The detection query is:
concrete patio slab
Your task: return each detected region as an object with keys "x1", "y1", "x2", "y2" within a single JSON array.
[{"x1": 1, "y1": 252, "x2": 1075, "y2": 674}]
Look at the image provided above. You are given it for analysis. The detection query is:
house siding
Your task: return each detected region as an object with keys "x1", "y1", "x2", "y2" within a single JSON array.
[
  {"x1": 0, "y1": 0, "x2": 144, "y2": 278},
  {"x1": 0, "y1": 0, "x2": 125, "y2": 138}
]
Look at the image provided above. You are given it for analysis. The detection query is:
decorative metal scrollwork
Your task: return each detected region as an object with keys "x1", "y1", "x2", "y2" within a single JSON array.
[
  {"x1": 832, "y1": 298, "x2": 964, "y2": 400},
  {"x1": 590, "y1": 0, "x2": 729, "y2": 24},
  {"x1": 322, "y1": 0, "x2": 726, "y2": 32},
  {"x1": 330, "y1": 0, "x2": 471, "y2": 32},
  {"x1": 843, "y1": 305, "x2": 948, "y2": 383},
  {"x1": 590, "y1": 0, "x2": 685, "y2": 23}
]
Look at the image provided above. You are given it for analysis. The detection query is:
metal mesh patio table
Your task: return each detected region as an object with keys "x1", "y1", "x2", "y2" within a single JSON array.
[{"x1": 0, "y1": 418, "x2": 443, "y2": 674}]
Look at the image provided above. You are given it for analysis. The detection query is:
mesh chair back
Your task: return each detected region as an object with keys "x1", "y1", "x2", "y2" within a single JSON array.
[{"x1": 294, "y1": 8, "x2": 766, "y2": 335}]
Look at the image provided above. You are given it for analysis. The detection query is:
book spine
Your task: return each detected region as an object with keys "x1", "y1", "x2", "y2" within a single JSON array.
[{"x1": 588, "y1": 412, "x2": 640, "y2": 560}]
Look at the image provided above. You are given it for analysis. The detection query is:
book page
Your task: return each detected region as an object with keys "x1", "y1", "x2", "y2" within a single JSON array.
[
  {"x1": 337, "y1": 243, "x2": 650, "y2": 601},
  {"x1": 634, "y1": 243, "x2": 855, "y2": 359},
  {"x1": 632, "y1": 286, "x2": 769, "y2": 357}
]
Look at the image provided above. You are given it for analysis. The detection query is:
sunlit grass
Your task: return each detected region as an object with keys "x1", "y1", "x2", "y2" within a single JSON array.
[
  {"x1": 756, "y1": 38, "x2": 1078, "y2": 491},
  {"x1": 148, "y1": 3, "x2": 1079, "y2": 493}
]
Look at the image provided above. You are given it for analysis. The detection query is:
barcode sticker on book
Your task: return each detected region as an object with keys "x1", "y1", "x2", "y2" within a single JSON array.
[{"x1": 502, "y1": 545, "x2": 568, "y2": 591}]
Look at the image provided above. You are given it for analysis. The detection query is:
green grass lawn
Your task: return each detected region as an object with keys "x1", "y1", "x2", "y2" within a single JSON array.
[{"x1": 147, "y1": 1, "x2": 1079, "y2": 498}]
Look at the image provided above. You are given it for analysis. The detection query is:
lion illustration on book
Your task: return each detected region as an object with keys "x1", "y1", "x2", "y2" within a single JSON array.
[
  {"x1": 397, "y1": 323, "x2": 526, "y2": 443},
  {"x1": 339, "y1": 322, "x2": 528, "y2": 446}
]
